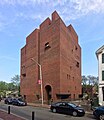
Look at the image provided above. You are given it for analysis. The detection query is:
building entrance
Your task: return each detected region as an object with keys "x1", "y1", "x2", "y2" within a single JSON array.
[{"x1": 45, "y1": 85, "x2": 52, "y2": 104}]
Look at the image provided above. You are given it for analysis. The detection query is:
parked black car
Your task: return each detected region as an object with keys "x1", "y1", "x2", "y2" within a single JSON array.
[
  {"x1": 50, "y1": 102, "x2": 85, "y2": 117},
  {"x1": 93, "y1": 106, "x2": 104, "y2": 120},
  {"x1": 4, "y1": 97, "x2": 13, "y2": 104},
  {"x1": 12, "y1": 98, "x2": 27, "y2": 106}
]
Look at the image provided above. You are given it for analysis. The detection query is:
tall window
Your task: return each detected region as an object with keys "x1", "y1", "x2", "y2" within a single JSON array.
[
  {"x1": 102, "y1": 53, "x2": 104, "y2": 63},
  {"x1": 76, "y1": 62, "x2": 79, "y2": 68},
  {"x1": 103, "y1": 90, "x2": 104, "y2": 101},
  {"x1": 103, "y1": 87, "x2": 104, "y2": 101},
  {"x1": 102, "y1": 71, "x2": 104, "y2": 81}
]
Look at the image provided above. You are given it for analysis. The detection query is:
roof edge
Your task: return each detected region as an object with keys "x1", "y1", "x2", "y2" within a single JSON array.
[{"x1": 96, "y1": 45, "x2": 104, "y2": 58}]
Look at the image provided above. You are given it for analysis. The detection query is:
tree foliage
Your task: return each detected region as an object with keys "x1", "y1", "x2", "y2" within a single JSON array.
[
  {"x1": 0, "y1": 81, "x2": 8, "y2": 91},
  {"x1": 0, "y1": 75, "x2": 20, "y2": 97},
  {"x1": 11, "y1": 75, "x2": 20, "y2": 91},
  {"x1": 11, "y1": 75, "x2": 20, "y2": 86},
  {"x1": 82, "y1": 75, "x2": 98, "y2": 99},
  {"x1": 82, "y1": 75, "x2": 98, "y2": 86}
]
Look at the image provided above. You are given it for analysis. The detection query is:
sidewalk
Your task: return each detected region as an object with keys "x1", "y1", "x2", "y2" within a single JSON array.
[
  {"x1": 0, "y1": 110, "x2": 25, "y2": 120},
  {"x1": 28, "y1": 102, "x2": 50, "y2": 109}
]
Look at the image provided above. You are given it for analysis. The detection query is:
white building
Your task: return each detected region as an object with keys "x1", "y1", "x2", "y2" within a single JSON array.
[{"x1": 96, "y1": 45, "x2": 104, "y2": 105}]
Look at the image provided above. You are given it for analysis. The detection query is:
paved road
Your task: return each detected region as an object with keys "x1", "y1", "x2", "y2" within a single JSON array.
[{"x1": 0, "y1": 102, "x2": 96, "y2": 120}]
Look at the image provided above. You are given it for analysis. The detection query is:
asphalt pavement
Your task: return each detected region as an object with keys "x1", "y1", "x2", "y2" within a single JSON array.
[{"x1": 0, "y1": 100, "x2": 93, "y2": 120}]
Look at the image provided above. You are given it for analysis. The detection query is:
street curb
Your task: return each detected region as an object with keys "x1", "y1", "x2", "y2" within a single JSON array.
[{"x1": 28, "y1": 103, "x2": 50, "y2": 109}]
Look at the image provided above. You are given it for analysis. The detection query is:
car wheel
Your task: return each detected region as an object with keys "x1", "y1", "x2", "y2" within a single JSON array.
[
  {"x1": 99, "y1": 114, "x2": 104, "y2": 120},
  {"x1": 72, "y1": 111, "x2": 77, "y2": 117},
  {"x1": 52, "y1": 108, "x2": 56, "y2": 113}
]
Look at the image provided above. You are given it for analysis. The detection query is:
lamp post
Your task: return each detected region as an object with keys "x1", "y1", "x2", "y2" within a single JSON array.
[{"x1": 31, "y1": 58, "x2": 43, "y2": 106}]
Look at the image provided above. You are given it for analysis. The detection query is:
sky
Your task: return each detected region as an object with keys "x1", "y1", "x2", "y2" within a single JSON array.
[{"x1": 0, "y1": 0, "x2": 104, "y2": 83}]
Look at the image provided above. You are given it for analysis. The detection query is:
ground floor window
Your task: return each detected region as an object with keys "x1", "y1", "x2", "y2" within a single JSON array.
[{"x1": 102, "y1": 87, "x2": 104, "y2": 101}]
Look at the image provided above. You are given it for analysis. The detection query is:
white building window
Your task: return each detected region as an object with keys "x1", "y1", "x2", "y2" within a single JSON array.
[
  {"x1": 102, "y1": 53, "x2": 104, "y2": 63},
  {"x1": 102, "y1": 71, "x2": 104, "y2": 81}
]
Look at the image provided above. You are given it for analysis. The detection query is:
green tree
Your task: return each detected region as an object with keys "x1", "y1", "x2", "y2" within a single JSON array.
[
  {"x1": 0, "y1": 81, "x2": 8, "y2": 97},
  {"x1": 82, "y1": 75, "x2": 98, "y2": 99},
  {"x1": 0, "y1": 75, "x2": 20, "y2": 98},
  {"x1": 11, "y1": 75, "x2": 20, "y2": 86},
  {"x1": 87, "y1": 75, "x2": 98, "y2": 86},
  {"x1": 7, "y1": 83, "x2": 16, "y2": 91},
  {"x1": 0, "y1": 81, "x2": 8, "y2": 91},
  {"x1": 11, "y1": 75, "x2": 20, "y2": 94},
  {"x1": 82, "y1": 75, "x2": 88, "y2": 86}
]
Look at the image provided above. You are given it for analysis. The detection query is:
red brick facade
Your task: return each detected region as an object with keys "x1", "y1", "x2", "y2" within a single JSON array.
[{"x1": 20, "y1": 11, "x2": 82, "y2": 104}]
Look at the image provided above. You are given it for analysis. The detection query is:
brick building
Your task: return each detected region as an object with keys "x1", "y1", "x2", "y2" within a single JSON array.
[{"x1": 20, "y1": 11, "x2": 82, "y2": 104}]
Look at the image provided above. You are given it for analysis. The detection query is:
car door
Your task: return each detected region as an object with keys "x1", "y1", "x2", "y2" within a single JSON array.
[
  {"x1": 13, "y1": 99, "x2": 17, "y2": 105},
  {"x1": 68, "y1": 105, "x2": 75, "y2": 115},
  {"x1": 57, "y1": 103, "x2": 69, "y2": 114},
  {"x1": 56, "y1": 103, "x2": 63, "y2": 113},
  {"x1": 64, "y1": 103, "x2": 71, "y2": 114}
]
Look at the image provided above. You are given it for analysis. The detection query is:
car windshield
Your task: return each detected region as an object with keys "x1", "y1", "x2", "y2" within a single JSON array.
[{"x1": 68, "y1": 103, "x2": 77, "y2": 108}]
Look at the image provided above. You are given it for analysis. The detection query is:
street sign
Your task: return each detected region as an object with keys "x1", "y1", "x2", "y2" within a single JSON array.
[{"x1": 38, "y1": 80, "x2": 41, "y2": 84}]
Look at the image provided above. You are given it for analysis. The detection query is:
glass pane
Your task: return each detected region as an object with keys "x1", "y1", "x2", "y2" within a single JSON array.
[
  {"x1": 102, "y1": 71, "x2": 104, "y2": 80},
  {"x1": 102, "y1": 53, "x2": 104, "y2": 63}
]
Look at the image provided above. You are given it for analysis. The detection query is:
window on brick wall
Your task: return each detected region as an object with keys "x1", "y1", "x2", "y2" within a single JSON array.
[
  {"x1": 102, "y1": 71, "x2": 104, "y2": 81},
  {"x1": 73, "y1": 77, "x2": 74, "y2": 81},
  {"x1": 76, "y1": 62, "x2": 79, "y2": 68},
  {"x1": 102, "y1": 53, "x2": 104, "y2": 63},
  {"x1": 69, "y1": 75, "x2": 70, "y2": 79},
  {"x1": 70, "y1": 66, "x2": 72, "y2": 70},
  {"x1": 75, "y1": 46, "x2": 78, "y2": 50},
  {"x1": 67, "y1": 74, "x2": 70, "y2": 79},
  {"x1": 45, "y1": 42, "x2": 51, "y2": 50},
  {"x1": 21, "y1": 65, "x2": 26, "y2": 77},
  {"x1": 22, "y1": 73, "x2": 26, "y2": 77},
  {"x1": 67, "y1": 74, "x2": 69, "y2": 79},
  {"x1": 72, "y1": 49, "x2": 73, "y2": 53}
]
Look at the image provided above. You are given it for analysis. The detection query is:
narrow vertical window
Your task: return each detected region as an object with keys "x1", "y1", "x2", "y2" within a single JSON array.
[
  {"x1": 102, "y1": 71, "x2": 104, "y2": 81},
  {"x1": 73, "y1": 77, "x2": 74, "y2": 81},
  {"x1": 76, "y1": 62, "x2": 79, "y2": 67},
  {"x1": 102, "y1": 53, "x2": 104, "y2": 63},
  {"x1": 75, "y1": 46, "x2": 78, "y2": 50},
  {"x1": 103, "y1": 87, "x2": 104, "y2": 101},
  {"x1": 67, "y1": 74, "x2": 68, "y2": 79}
]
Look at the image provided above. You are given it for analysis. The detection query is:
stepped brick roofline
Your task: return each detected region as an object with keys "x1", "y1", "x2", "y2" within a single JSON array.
[
  {"x1": 67, "y1": 24, "x2": 78, "y2": 43},
  {"x1": 25, "y1": 11, "x2": 78, "y2": 43},
  {"x1": 40, "y1": 10, "x2": 60, "y2": 29}
]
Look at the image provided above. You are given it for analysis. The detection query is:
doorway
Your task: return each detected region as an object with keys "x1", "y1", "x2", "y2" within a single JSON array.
[{"x1": 45, "y1": 85, "x2": 52, "y2": 104}]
